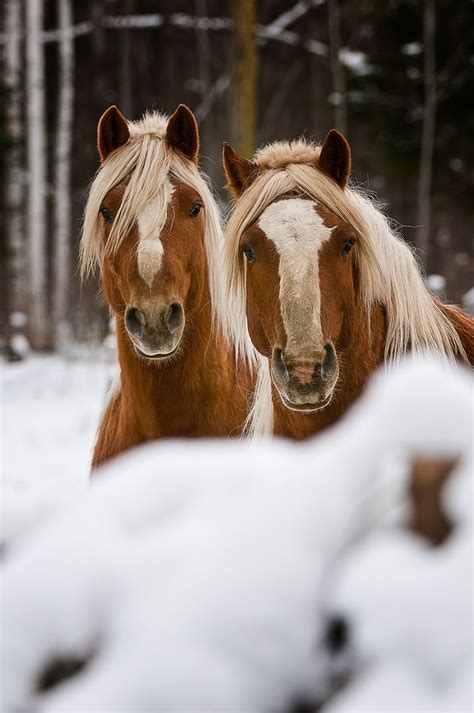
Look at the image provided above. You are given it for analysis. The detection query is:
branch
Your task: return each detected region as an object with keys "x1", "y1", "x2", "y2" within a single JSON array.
[{"x1": 0, "y1": 8, "x2": 328, "y2": 57}]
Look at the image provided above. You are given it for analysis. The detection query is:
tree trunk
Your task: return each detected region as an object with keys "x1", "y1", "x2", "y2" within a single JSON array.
[
  {"x1": 53, "y1": 0, "x2": 75, "y2": 350},
  {"x1": 327, "y1": 0, "x2": 347, "y2": 135},
  {"x1": 416, "y1": 0, "x2": 437, "y2": 265},
  {"x1": 195, "y1": 0, "x2": 212, "y2": 118},
  {"x1": 26, "y1": 0, "x2": 49, "y2": 349},
  {"x1": 91, "y1": 0, "x2": 107, "y2": 120},
  {"x1": 4, "y1": 0, "x2": 24, "y2": 331},
  {"x1": 232, "y1": 0, "x2": 257, "y2": 157},
  {"x1": 119, "y1": 0, "x2": 134, "y2": 116}
]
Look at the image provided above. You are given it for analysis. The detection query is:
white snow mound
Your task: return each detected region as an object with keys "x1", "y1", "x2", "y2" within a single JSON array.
[{"x1": 1, "y1": 354, "x2": 472, "y2": 712}]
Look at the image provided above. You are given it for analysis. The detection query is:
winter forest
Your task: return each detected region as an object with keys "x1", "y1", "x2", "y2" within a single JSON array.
[
  {"x1": 1, "y1": 0, "x2": 473, "y2": 351},
  {"x1": 1, "y1": 2, "x2": 474, "y2": 712}
]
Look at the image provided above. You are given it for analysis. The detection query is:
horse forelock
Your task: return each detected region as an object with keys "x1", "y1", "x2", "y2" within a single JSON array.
[
  {"x1": 225, "y1": 139, "x2": 466, "y2": 437},
  {"x1": 254, "y1": 139, "x2": 321, "y2": 170},
  {"x1": 80, "y1": 111, "x2": 225, "y2": 326}
]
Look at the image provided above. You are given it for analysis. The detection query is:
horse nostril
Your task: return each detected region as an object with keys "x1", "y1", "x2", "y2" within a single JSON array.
[
  {"x1": 272, "y1": 348, "x2": 289, "y2": 384},
  {"x1": 125, "y1": 306, "x2": 145, "y2": 338},
  {"x1": 166, "y1": 302, "x2": 183, "y2": 333},
  {"x1": 321, "y1": 342, "x2": 337, "y2": 381}
]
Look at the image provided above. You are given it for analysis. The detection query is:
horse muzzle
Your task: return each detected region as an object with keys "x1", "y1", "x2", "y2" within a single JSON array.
[
  {"x1": 271, "y1": 342, "x2": 339, "y2": 411},
  {"x1": 124, "y1": 301, "x2": 185, "y2": 359}
]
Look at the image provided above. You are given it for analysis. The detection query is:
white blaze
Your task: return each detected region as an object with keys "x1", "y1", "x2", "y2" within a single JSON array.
[
  {"x1": 258, "y1": 198, "x2": 333, "y2": 358},
  {"x1": 137, "y1": 179, "x2": 174, "y2": 286}
]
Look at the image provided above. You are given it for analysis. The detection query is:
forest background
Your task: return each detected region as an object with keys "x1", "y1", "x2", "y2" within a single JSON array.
[{"x1": 1, "y1": 0, "x2": 473, "y2": 352}]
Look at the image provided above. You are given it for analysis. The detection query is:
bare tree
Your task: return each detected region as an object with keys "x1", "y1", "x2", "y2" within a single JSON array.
[
  {"x1": 119, "y1": 0, "x2": 134, "y2": 116},
  {"x1": 26, "y1": 0, "x2": 48, "y2": 349},
  {"x1": 327, "y1": 0, "x2": 346, "y2": 135},
  {"x1": 4, "y1": 0, "x2": 24, "y2": 324},
  {"x1": 232, "y1": 0, "x2": 257, "y2": 157},
  {"x1": 53, "y1": 0, "x2": 75, "y2": 349},
  {"x1": 416, "y1": 0, "x2": 437, "y2": 264},
  {"x1": 195, "y1": 0, "x2": 212, "y2": 118}
]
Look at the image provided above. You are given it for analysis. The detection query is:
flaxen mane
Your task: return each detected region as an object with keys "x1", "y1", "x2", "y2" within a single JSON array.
[
  {"x1": 223, "y1": 139, "x2": 466, "y2": 435},
  {"x1": 81, "y1": 111, "x2": 225, "y2": 324}
]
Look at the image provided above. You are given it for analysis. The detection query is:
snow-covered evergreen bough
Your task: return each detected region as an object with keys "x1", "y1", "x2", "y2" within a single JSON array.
[
  {"x1": 222, "y1": 131, "x2": 474, "y2": 438},
  {"x1": 1, "y1": 356, "x2": 472, "y2": 711},
  {"x1": 81, "y1": 105, "x2": 252, "y2": 468}
]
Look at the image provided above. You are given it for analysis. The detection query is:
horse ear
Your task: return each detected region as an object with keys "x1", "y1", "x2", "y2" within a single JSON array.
[
  {"x1": 222, "y1": 143, "x2": 259, "y2": 197},
  {"x1": 318, "y1": 129, "x2": 351, "y2": 188},
  {"x1": 166, "y1": 104, "x2": 199, "y2": 163},
  {"x1": 97, "y1": 105, "x2": 130, "y2": 162}
]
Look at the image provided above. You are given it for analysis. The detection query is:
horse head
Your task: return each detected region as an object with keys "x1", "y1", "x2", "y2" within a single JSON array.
[
  {"x1": 83, "y1": 104, "x2": 212, "y2": 361},
  {"x1": 223, "y1": 131, "x2": 356, "y2": 412}
]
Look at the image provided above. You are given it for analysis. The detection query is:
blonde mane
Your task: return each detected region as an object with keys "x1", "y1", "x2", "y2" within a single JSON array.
[
  {"x1": 81, "y1": 111, "x2": 225, "y2": 325},
  {"x1": 223, "y1": 138, "x2": 466, "y2": 436}
]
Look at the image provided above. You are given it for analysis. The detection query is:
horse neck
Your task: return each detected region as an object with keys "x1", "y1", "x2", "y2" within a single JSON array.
[
  {"x1": 438, "y1": 302, "x2": 474, "y2": 364},
  {"x1": 272, "y1": 302, "x2": 387, "y2": 440}
]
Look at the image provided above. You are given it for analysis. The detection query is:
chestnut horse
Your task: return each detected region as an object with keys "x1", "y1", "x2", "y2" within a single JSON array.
[
  {"x1": 222, "y1": 130, "x2": 474, "y2": 438},
  {"x1": 81, "y1": 104, "x2": 251, "y2": 467}
]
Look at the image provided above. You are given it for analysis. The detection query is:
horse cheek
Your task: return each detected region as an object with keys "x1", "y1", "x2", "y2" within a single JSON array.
[
  {"x1": 102, "y1": 264, "x2": 127, "y2": 314},
  {"x1": 247, "y1": 293, "x2": 271, "y2": 357}
]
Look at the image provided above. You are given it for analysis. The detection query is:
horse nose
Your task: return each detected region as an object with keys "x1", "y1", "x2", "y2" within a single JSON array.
[
  {"x1": 124, "y1": 306, "x2": 145, "y2": 338},
  {"x1": 166, "y1": 302, "x2": 184, "y2": 334},
  {"x1": 275, "y1": 342, "x2": 337, "y2": 385},
  {"x1": 125, "y1": 302, "x2": 184, "y2": 341}
]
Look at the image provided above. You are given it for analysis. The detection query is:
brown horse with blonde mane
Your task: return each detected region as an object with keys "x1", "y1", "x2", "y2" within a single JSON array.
[
  {"x1": 82, "y1": 104, "x2": 251, "y2": 467},
  {"x1": 222, "y1": 130, "x2": 474, "y2": 439}
]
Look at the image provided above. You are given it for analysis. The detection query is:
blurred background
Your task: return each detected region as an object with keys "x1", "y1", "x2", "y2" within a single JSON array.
[{"x1": 0, "y1": 0, "x2": 473, "y2": 356}]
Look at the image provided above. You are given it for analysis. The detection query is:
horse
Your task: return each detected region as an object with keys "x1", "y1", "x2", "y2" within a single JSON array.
[
  {"x1": 221, "y1": 129, "x2": 474, "y2": 439},
  {"x1": 81, "y1": 104, "x2": 252, "y2": 467}
]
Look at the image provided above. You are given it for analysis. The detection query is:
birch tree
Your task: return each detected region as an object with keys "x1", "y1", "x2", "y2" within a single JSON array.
[
  {"x1": 26, "y1": 0, "x2": 48, "y2": 349},
  {"x1": 53, "y1": 0, "x2": 75, "y2": 348},
  {"x1": 232, "y1": 0, "x2": 257, "y2": 157},
  {"x1": 327, "y1": 0, "x2": 347, "y2": 135},
  {"x1": 416, "y1": 0, "x2": 437, "y2": 263},
  {"x1": 4, "y1": 0, "x2": 24, "y2": 324}
]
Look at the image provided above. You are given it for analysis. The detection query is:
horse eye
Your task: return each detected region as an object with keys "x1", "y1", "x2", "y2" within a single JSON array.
[
  {"x1": 242, "y1": 244, "x2": 256, "y2": 262},
  {"x1": 100, "y1": 206, "x2": 113, "y2": 223},
  {"x1": 189, "y1": 202, "x2": 202, "y2": 218},
  {"x1": 341, "y1": 239, "x2": 355, "y2": 257}
]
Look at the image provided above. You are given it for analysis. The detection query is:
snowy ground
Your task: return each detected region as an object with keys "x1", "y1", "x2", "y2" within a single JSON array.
[
  {"x1": 1, "y1": 352, "x2": 110, "y2": 544},
  {"x1": 1, "y1": 355, "x2": 472, "y2": 712}
]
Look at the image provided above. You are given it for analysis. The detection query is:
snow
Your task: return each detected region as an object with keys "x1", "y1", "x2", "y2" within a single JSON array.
[
  {"x1": 426, "y1": 273, "x2": 447, "y2": 291},
  {"x1": 9, "y1": 332, "x2": 31, "y2": 359},
  {"x1": 402, "y1": 42, "x2": 422, "y2": 56},
  {"x1": 339, "y1": 48, "x2": 371, "y2": 75},
  {"x1": 1, "y1": 354, "x2": 472, "y2": 712},
  {"x1": 1, "y1": 353, "x2": 108, "y2": 545},
  {"x1": 9, "y1": 311, "x2": 28, "y2": 328},
  {"x1": 463, "y1": 286, "x2": 474, "y2": 309}
]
